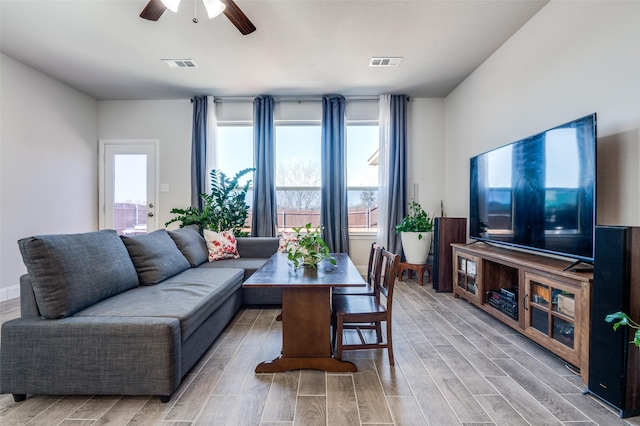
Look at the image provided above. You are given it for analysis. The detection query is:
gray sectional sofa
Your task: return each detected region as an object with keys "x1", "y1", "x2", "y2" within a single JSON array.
[{"x1": 0, "y1": 226, "x2": 279, "y2": 403}]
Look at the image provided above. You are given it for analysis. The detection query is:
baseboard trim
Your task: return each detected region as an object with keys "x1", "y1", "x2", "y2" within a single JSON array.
[{"x1": 0, "y1": 284, "x2": 20, "y2": 302}]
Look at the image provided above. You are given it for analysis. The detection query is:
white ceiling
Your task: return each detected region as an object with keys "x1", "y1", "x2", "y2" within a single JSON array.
[{"x1": 0, "y1": 0, "x2": 549, "y2": 101}]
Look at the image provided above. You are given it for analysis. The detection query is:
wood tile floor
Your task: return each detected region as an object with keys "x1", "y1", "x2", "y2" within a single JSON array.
[{"x1": 2, "y1": 278, "x2": 640, "y2": 425}]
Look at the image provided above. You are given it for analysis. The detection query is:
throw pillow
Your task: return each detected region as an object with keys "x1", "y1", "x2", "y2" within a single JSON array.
[
  {"x1": 121, "y1": 229, "x2": 191, "y2": 285},
  {"x1": 168, "y1": 224, "x2": 208, "y2": 267},
  {"x1": 203, "y1": 229, "x2": 240, "y2": 261},
  {"x1": 278, "y1": 231, "x2": 299, "y2": 253}
]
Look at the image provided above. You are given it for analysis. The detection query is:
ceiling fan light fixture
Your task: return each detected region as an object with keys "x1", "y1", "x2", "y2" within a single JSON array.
[
  {"x1": 203, "y1": 0, "x2": 226, "y2": 19},
  {"x1": 160, "y1": 0, "x2": 181, "y2": 13}
]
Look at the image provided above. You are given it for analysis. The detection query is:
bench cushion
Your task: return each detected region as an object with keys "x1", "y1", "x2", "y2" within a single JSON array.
[{"x1": 18, "y1": 230, "x2": 139, "y2": 319}]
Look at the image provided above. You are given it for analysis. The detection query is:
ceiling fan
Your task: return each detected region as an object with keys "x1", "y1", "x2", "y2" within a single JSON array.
[{"x1": 140, "y1": 0, "x2": 256, "y2": 35}]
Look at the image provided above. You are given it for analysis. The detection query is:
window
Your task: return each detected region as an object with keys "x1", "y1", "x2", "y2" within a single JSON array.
[
  {"x1": 216, "y1": 124, "x2": 254, "y2": 185},
  {"x1": 216, "y1": 124, "x2": 254, "y2": 231},
  {"x1": 346, "y1": 124, "x2": 379, "y2": 233},
  {"x1": 273, "y1": 123, "x2": 379, "y2": 233},
  {"x1": 214, "y1": 100, "x2": 379, "y2": 235},
  {"x1": 275, "y1": 124, "x2": 322, "y2": 231}
]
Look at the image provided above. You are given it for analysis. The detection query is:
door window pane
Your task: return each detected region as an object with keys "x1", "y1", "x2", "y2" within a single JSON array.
[{"x1": 114, "y1": 154, "x2": 147, "y2": 236}]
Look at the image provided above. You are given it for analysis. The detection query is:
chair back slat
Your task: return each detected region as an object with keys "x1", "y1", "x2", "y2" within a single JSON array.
[
  {"x1": 367, "y1": 242, "x2": 384, "y2": 287},
  {"x1": 376, "y1": 249, "x2": 400, "y2": 303}
]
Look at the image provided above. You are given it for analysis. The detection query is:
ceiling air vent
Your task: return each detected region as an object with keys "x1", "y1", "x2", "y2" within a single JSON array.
[
  {"x1": 370, "y1": 57, "x2": 402, "y2": 67},
  {"x1": 161, "y1": 59, "x2": 199, "y2": 68}
]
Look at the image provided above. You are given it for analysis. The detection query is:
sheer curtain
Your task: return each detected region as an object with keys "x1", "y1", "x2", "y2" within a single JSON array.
[
  {"x1": 377, "y1": 94, "x2": 408, "y2": 255},
  {"x1": 191, "y1": 95, "x2": 214, "y2": 210},
  {"x1": 251, "y1": 96, "x2": 278, "y2": 236},
  {"x1": 205, "y1": 96, "x2": 217, "y2": 185},
  {"x1": 377, "y1": 94, "x2": 391, "y2": 250},
  {"x1": 321, "y1": 95, "x2": 349, "y2": 253}
]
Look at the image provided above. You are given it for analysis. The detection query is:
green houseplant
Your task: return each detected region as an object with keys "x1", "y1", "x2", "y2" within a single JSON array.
[
  {"x1": 165, "y1": 168, "x2": 255, "y2": 236},
  {"x1": 284, "y1": 223, "x2": 336, "y2": 269},
  {"x1": 395, "y1": 201, "x2": 434, "y2": 264},
  {"x1": 606, "y1": 311, "x2": 640, "y2": 347}
]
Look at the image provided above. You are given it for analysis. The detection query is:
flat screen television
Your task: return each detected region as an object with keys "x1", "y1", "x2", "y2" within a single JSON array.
[{"x1": 469, "y1": 113, "x2": 597, "y2": 263}]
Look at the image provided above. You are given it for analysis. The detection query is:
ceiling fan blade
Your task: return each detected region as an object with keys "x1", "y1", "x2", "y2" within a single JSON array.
[
  {"x1": 221, "y1": 0, "x2": 256, "y2": 35},
  {"x1": 140, "y1": 0, "x2": 167, "y2": 21}
]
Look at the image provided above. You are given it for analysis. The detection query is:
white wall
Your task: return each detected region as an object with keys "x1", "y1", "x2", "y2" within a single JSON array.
[
  {"x1": 0, "y1": 54, "x2": 99, "y2": 299},
  {"x1": 408, "y1": 98, "x2": 447, "y2": 217},
  {"x1": 445, "y1": 1, "x2": 640, "y2": 225},
  {"x1": 98, "y1": 98, "x2": 446, "y2": 274},
  {"x1": 98, "y1": 100, "x2": 193, "y2": 231}
]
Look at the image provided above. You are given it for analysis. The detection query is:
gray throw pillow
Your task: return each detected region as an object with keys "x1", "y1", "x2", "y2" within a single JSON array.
[
  {"x1": 168, "y1": 225, "x2": 208, "y2": 267},
  {"x1": 121, "y1": 229, "x2": 191, "y2": 285},
  {"x1": 18, "y1": 229, "x2": 140, "y2": 319}
]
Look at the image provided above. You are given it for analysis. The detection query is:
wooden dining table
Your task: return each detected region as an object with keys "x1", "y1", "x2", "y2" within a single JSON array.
[{"x1": 243, "y1": 252, "x2": 366, "y2": 373}]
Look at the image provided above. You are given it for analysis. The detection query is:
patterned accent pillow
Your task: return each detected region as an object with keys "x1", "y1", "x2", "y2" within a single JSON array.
[
  {"x1": 203, "y1": 229, "x2": 240, "y2": 261},
  {"x1": 278, "y1": 232, "x2": 299, "y2": 253}
]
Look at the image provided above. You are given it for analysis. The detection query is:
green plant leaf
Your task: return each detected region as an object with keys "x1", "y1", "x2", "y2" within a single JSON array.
[
  {"x1": 166, "y1": 168, "x2": 255, "y2": 236},
  {"x1": 605, "y1": 311, "x2": 629, "y2": 323},
  {"x1": 395, "y1": 201, "x2": 434, "y2": 234},
  {"x1": 606, "y1": 311, "x2": 640, "y2": 347}
]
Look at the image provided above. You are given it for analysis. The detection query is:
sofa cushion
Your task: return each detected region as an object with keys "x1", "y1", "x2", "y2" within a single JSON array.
[
  {"x1": 237, "y1": 237, "x2": 279, "y2": 259},
  {"x1": 168, "y1": 225, "x2": 208, "y2": 267},
  {"x1": 196, "y1": 257, "x2": 268, "y2": 279},
  {"x1": 203, "y1": 229, "x2": 240, "y2": 261},
  {"x1": 18, "y1": 230, "x2": 139, "y2": 319},
  {"x1": 75, "y1": 267, "x2": 244, "y2": 342},
  {"x1": 121, "y1": 229, "x2": 191, "y2": 285}
]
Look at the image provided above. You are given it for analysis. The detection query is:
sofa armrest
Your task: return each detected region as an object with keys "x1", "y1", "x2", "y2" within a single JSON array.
[
  {"x1": 0, "y1": 316, "x2": 181, "y2": 397},
  {"x1": 236, "y1": 237, "x2": 279, "y2": 258}
]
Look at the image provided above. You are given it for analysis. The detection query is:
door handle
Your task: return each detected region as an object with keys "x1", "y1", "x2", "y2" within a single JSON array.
[
  {"x1": 148, "y1": 212, "x2": 154, "y2": 217},
  {"x1": 148, "y1": 203, "x2": 154, "y2": 208}
]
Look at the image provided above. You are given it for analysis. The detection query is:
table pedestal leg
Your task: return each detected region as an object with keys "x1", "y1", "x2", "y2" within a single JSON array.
[{"x1": 255, "y1": 287, "x2": 357, "y2": 373}]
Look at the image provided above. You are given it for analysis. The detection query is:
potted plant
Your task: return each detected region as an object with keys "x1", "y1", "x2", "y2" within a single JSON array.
[
  {"x1": 284, "y1": 223, "x2": 336, "y2": 269},
  {"x1": 165, "y1": 168, "x2": 255, "y2": 236},
  {"x1": 395, "y1": 201, "x2": 434, "y2": 264}
]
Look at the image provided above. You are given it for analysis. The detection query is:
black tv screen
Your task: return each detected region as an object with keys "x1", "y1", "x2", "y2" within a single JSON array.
[{"x1": 469, "y1": 114, "x2": 597, "y2": 262}]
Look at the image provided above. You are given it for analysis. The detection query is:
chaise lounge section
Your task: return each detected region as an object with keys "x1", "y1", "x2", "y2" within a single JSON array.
[{"x1": 0, "y1": 226, "x2": 279, "y2": 402}]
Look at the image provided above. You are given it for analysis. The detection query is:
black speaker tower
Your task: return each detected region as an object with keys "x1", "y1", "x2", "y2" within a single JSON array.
[{"x1": 586, "y1": 225, "x2": 640, "y2": 418}]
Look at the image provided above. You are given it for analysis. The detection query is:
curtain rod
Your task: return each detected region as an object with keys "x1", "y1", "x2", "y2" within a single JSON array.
[{"x1": 213, "y1": 95, "x2": 381, "y2": 103}]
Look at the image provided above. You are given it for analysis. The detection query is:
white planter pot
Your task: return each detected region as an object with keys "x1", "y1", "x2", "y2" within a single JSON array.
[{"x1": 400, "y1": 231, "x2": 432, "y2": 264}]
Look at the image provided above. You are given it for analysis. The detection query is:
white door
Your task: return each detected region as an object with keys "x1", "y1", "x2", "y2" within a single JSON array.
[{"x1": 99, "y1": 140, "x2": 158, "y2": 235}]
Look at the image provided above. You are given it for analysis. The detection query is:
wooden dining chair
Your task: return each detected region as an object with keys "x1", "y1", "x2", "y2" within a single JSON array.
[
  {"x1": 332, "y1": 242, "x2": 383, "y2": 297},
  {"x1": 332, "y1": 248, "x2": 401, "y2": 365}
]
